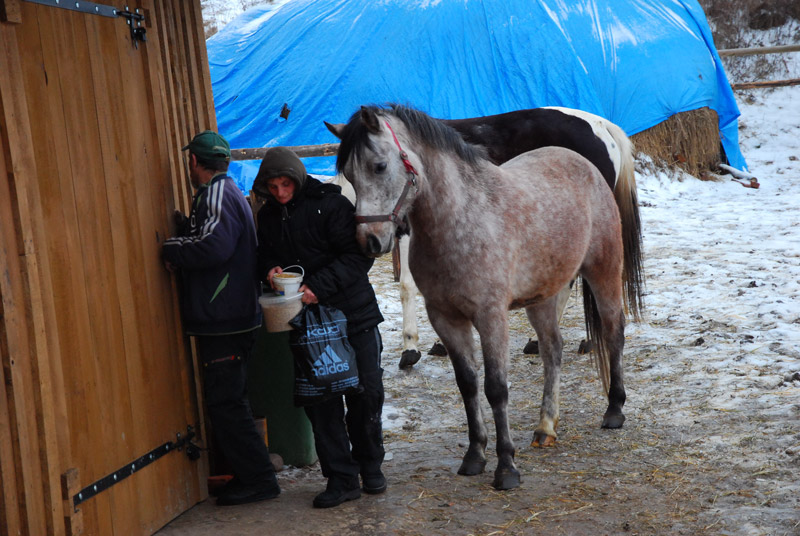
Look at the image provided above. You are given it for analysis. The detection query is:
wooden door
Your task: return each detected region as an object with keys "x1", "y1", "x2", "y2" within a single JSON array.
[{"x1": 0, "y1": 1, "x2": 215, "y2": 534}]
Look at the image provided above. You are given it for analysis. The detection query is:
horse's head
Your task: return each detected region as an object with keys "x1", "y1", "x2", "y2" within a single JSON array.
[{"x1": 326, "y1": 105, "x2": 420, "y2": 257}]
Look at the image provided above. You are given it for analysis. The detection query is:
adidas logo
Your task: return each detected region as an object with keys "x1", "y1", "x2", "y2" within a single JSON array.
[{"x1": 311, "y1": 345, "x2": 350, "y2": 377}]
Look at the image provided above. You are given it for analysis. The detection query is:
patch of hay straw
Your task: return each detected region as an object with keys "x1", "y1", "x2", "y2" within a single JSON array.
[{"x1": 631, "y1": 107, "x2": 722, "y2": 179}]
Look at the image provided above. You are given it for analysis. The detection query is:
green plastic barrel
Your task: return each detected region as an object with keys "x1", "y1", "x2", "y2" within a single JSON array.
[{"x1": 248, "y1": 327, "x2": 317, "y2": 467}]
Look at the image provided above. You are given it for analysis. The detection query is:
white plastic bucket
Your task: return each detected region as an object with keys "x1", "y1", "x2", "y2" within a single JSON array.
[
  {"x1": 259, "y1": 292, "x2": 303, "y2": 332},
  {"x1": 272, "y1": 265, "x2": 304, "y2": 296}
]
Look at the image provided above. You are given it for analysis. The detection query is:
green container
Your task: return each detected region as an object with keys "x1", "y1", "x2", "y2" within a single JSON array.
[{"x1": 248, "y1": 327, "x2": 317, "y2": 467}]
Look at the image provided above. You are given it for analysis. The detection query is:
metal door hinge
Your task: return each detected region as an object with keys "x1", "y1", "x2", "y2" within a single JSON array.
[
  {"x1": 24, "y1": 1, "x2": 147, "y2": 48},
  {"x1": 72, "y1": 425, "x2": 201, "y2": 509}
]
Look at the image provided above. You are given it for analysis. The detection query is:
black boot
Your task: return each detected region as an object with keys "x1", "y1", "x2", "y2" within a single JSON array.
[
  {"x1": 361, "y1": 469, "x2": 387, "y2": 495},
  {"x1": 313, "y1": 479, "x2": 361, "y2": 508},
  {"x1": 217, "y1": 478, "x2": 280, "y2": 506}
]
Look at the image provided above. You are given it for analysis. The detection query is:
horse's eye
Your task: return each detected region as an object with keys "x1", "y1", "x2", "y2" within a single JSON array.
[{"x1": 373, "y1": 162, "x2": 387, "y2": 174}]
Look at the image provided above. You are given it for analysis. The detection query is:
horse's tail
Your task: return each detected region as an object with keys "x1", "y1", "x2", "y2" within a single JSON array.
[
  {"x1": 582, "y1": 280, "x2": 610, "y2": 394},
  {"x1": 608, "y1": 122, "x2": 645, "y2": 322}
]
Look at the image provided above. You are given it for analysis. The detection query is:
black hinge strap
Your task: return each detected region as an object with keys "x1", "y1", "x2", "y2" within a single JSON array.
[
  {"x1": 24, "y1": 0, "x2": 120, "y2": 17},
  {"x1": 23, "y1": 1, "x2": 147, "y2": 47},
  {"x1": 73, "y1": 425, "x2": 200, "y2": 509}
]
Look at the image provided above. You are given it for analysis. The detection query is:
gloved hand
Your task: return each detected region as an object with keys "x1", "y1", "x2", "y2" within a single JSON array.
[{"x1": 173, "y1": 210, "x2": 189, "y2": 235}]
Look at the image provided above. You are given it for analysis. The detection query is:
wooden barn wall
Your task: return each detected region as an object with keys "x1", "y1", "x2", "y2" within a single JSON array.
[{"x1": 1, "y1": 1, "x2": 217, "y2": 534}]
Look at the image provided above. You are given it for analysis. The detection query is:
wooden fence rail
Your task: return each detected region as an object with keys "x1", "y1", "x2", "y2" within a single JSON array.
[
  {"x1": 230, "y1": 143, "x2": 339, "y2": 161},
  {"x1": 719, "y1": 43, "x2": 800, "y2": 90},
  {"x1": 731, "y1": 78, "x2": 800, "y2": 90},
  {"x1": 718, "y1": 44, "x2": 800, "y2": 57}
]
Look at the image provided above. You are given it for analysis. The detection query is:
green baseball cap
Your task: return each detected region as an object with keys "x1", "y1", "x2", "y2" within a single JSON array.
[{"x1": 182, "y1": 130, "x2": 231, "y2": 162}]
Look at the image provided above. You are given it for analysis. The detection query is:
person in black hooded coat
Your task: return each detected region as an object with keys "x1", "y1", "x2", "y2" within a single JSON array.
[{"x1": 254, "y1": 147, "x2": 386, "y2": 508}]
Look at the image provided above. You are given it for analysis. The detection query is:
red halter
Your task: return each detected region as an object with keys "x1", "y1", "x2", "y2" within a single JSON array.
[{"x1": 354, "y1": 120, "x2": 418, "y2": 229}]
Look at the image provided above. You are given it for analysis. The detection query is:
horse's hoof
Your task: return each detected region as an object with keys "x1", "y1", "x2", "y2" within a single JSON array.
[
  {"x1": 492, "y1": 467, "x2": 521, "y2": 490},
  {"x1": 601, "y1": 412, "x2": 626, "y2": 429},
  {"x1": 530, "y1": 431, "x2": 557, "y2": 448},
  {"x1": 428, "y1": 342, "x2": 448, "y2": 356},
  {"x1": 578, "y1": 339, "x2": 593, "y2": 354},
  {"x1": 399, "y1": 349, "x2": 421, "y2": 369},
  {"x1": 457, "y1": 453, "x2": 486, "y2": 476},
  {"x1": 523, "y1": 339, "x2": 539, "y2": 355}
]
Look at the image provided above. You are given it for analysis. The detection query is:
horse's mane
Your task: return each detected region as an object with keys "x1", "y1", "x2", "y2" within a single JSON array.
[{"x1": 335, "y1": 103, "x2": 486, "y2": 173}]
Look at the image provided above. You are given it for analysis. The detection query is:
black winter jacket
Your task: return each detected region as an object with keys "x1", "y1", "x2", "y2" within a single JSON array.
[
  {"x1": 256, "y1": 177, "x2": 383, "y2": 334},
  {"x1": 163, "y1": 173, "x2": 262, "y2": 335}
]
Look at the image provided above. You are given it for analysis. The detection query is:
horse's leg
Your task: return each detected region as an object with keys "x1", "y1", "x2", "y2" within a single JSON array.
[
  {"x1": 426, "y1": 306, "x2": 488, "y2": 476},
  {"x1": 472, "y1": 307, "x2": 520, "y2": 490},
  {"x1": 598, "y1": 301, "x2": 626, "y2": 429},
  {"x1": 522, "y1": 279, "x2": 573, "y2": 355},
  {"x1": 397, "y1": 234, "x2": 422, "y2": 369},
  {"x1": 525, "y1": 298, "x2": 563, "y2": 448},
  {"x1": 581, "y1": 273, "x2": 627, "y2": 429}
]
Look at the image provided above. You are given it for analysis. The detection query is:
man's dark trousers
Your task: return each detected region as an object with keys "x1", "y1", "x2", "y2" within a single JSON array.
[{"x1": 197, "y1": 330, "x2": 276, "y2": 486}]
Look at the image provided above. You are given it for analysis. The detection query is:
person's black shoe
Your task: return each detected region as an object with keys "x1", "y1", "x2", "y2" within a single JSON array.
[
  {"x1": 312, "y1": 483, "x2": 361, "y2": 508},
  {"x1": 216, "y1": 480, "x2": 280, "y2": 506},
  {"x1": 210, "y1": 476, "x2": 240, "y2": 497},
  {"x1": 361, "y1": 473, "x2": 387, "y2": 495}
]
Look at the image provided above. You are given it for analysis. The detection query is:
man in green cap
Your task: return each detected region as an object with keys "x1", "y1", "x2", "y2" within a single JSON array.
[{"x1": 163, "y1": 130, "x2": 280, "y2": 506}]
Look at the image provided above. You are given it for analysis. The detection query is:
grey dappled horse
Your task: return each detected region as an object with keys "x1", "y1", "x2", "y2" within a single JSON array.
[
  {"x1": 328, "y1": 104, "x2": 631, "y2": 490},
  {"x1": 329, "y1": 106, "x2": 643, "y2": 369}
]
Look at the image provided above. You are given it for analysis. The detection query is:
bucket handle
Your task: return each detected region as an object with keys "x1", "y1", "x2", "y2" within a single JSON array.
[{"x1": 282, "y1": 265, "x2": 305, "y2": 278}]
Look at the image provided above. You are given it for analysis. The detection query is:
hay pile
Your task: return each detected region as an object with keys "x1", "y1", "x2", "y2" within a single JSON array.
[{"x1": 631, "y1": 107, "x2": 723, "y2": 179}]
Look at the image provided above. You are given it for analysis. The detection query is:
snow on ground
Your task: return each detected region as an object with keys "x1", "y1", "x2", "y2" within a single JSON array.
[{"x1": 630, "y1": 86, "x2": 800, "y2": 417}]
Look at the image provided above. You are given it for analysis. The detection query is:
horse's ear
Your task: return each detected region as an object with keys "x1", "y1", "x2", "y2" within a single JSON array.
[
  {"x1": 360, "y1": 106, "x2": 381, "y2": 133},
  {"x1": 324, "y1": 121, "x2": 345, "y2": 140}
]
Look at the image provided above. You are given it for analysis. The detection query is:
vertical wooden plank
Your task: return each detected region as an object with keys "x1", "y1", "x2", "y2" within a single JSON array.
[
  {"x1": 9, "y1": 7, "x2": 75, "y2": 536},
  {"x1": 0, "y1": 140, "x2": 24, "y2": 536},
  {"x1": 106, "y1": 13, "x2": 169, "y2": 536},
  {"x1": 19, "y1": 251, "x2": 68, "y2": 536},
  {"x1": 69, "y1": 9, "x2": 144, "y2": 533},
  {"x1": 151, "y1": 0, "x2": 192, "y2": 213},
  {"x1": 0, "y1": 15, "x2": 62, "y2": 536},
  {"x1": 159, "y1": 0, "x2": 195, "y2": 211},
  {"x1": 3, "y1": 11, "x2": 75, "y2": 536},
  {"x1": 22, "y1": 5, "x2": 110, "y2": 534},
  {"x1": 186, "y1": 0, "x2": 217, "y2": 129},
  {"x1": 141, "y1": 0, "x2": 206, "y2": 477}
]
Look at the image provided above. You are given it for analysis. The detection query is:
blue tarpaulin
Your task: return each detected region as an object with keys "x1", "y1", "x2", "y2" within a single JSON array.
[{"x1": 207, "y1": 0, "x2": 746, "y2": 192}]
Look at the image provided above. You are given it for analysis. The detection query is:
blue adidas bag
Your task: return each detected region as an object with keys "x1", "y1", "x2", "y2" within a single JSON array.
[{"x1": 289, "y1": 304, "x2": 361, "y2": 406}]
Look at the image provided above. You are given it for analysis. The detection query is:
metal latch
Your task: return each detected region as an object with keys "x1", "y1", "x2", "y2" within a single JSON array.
[{"x1": 116, "y1": 6, "x2": 147, "y2": 48}]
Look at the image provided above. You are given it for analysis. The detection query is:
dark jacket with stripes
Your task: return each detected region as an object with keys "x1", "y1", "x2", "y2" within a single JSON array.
[
  {"x1": 256, "y1": 177, "x2": 383, "y2": 334},
  {"x1": 163, "y1": 173, "x2": 262, "y2": 335}
]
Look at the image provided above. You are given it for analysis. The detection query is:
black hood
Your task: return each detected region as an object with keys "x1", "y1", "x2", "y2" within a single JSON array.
[{"x1": 252, "y1": 146, "x2": 308, "y2": 198}]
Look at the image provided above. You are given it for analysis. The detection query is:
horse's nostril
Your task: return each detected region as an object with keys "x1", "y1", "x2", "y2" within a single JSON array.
[{"x1": 366, "y1": 234, "x2": 382, "y2": 255}]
